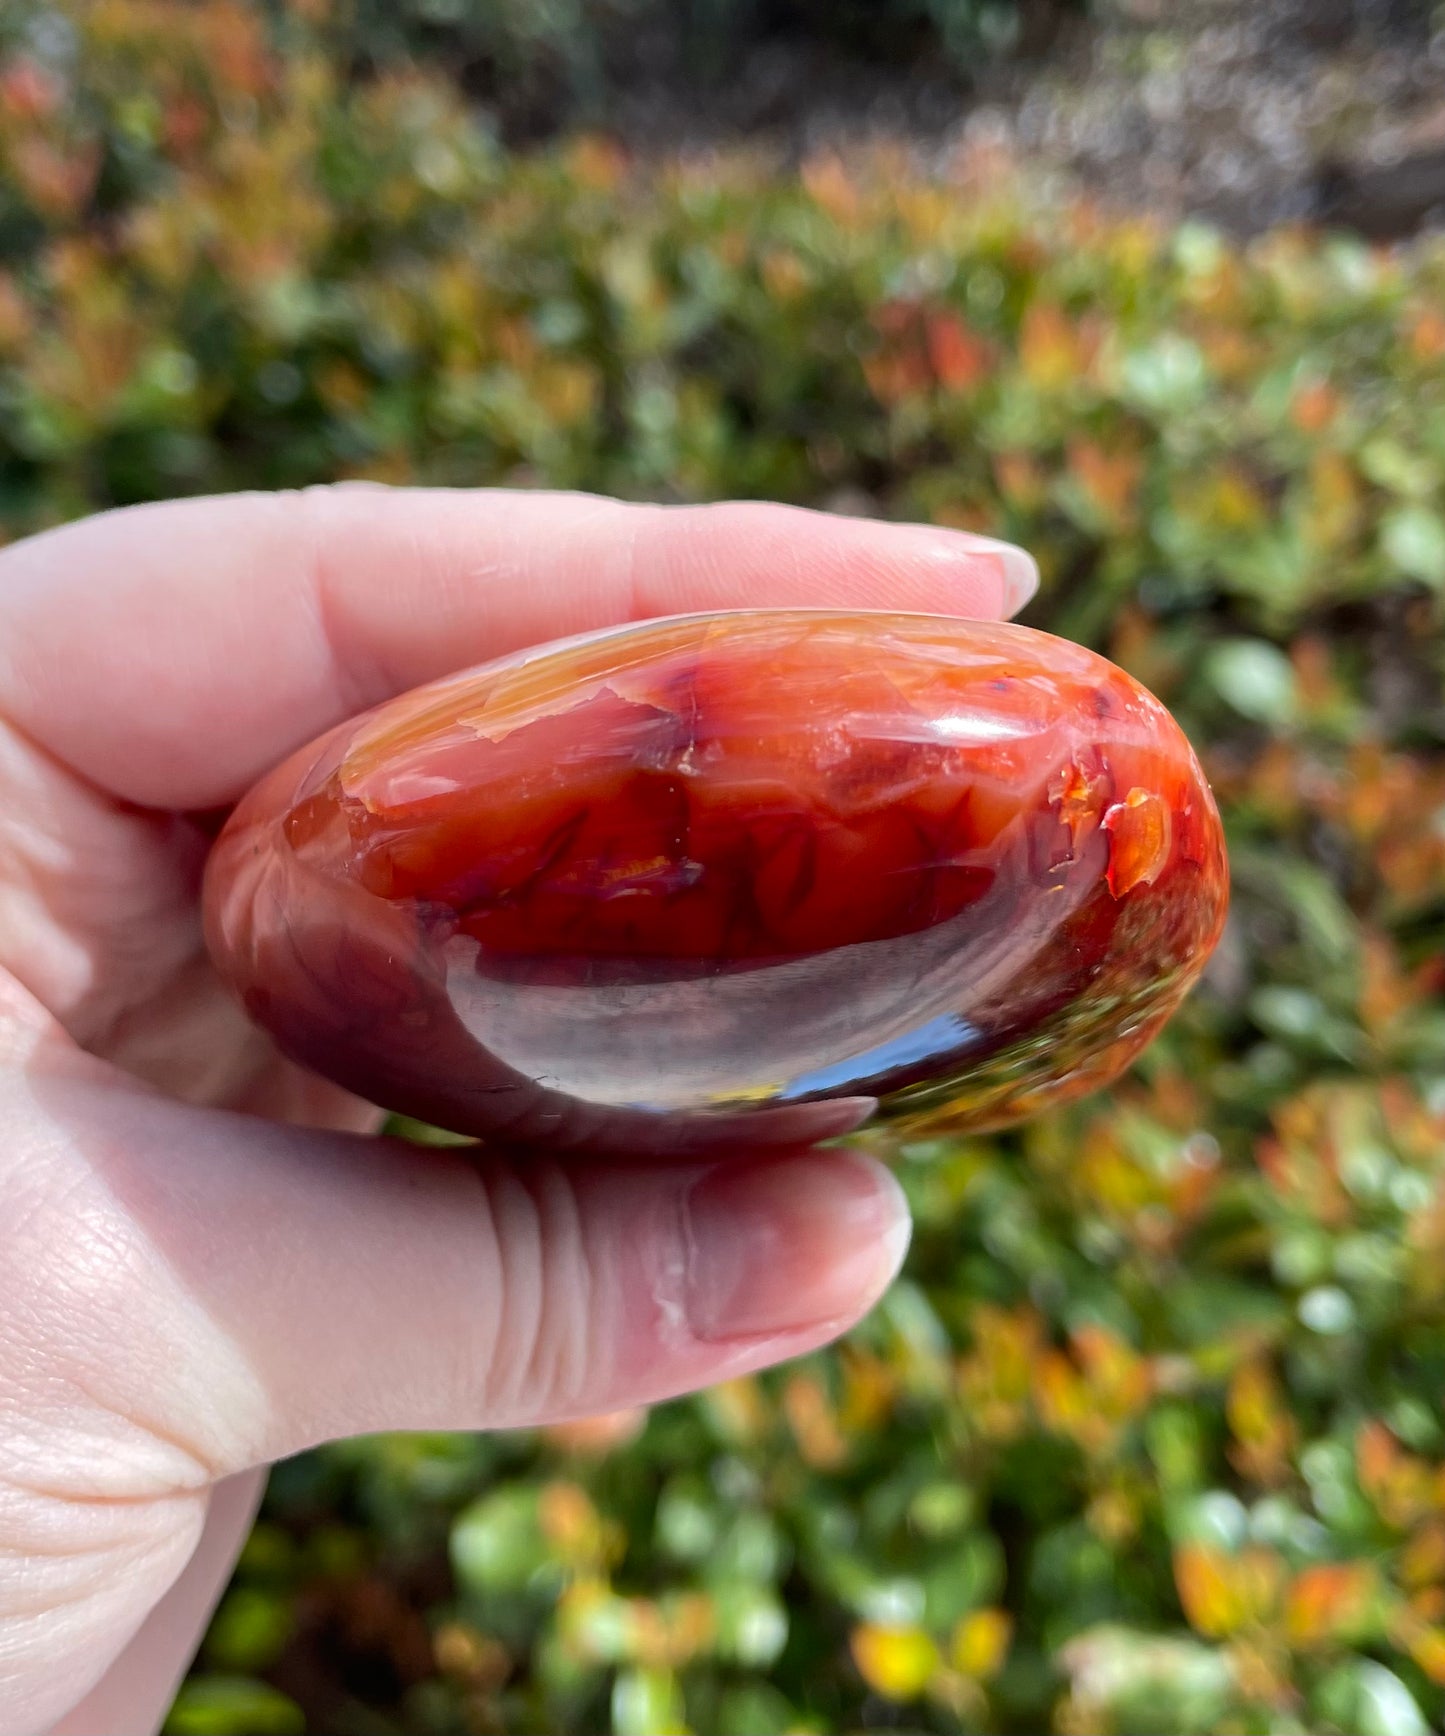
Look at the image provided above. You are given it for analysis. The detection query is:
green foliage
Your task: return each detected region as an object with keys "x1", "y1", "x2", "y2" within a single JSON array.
[
  {"x1": 9, "y1": 6, "x2": 1445, "y2": 1733},
  {"x1": 166, "y1": 1676, "x2": 306, "y2": 1736}
]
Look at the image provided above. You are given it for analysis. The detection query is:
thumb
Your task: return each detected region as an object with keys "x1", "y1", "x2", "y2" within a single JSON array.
[{"x1": 18, "y1": 1070, "x2": 912, "y2": 1470}]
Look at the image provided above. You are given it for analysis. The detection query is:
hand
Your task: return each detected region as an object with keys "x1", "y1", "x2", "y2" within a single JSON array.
[{"x1": 0, "y1": 486, "x2": 1036, "y2": 1735}]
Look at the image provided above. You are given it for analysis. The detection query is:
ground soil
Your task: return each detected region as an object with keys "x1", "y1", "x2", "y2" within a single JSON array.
[{"x1": 598, "y1": 0, "x2": 1445, "y2": 237}]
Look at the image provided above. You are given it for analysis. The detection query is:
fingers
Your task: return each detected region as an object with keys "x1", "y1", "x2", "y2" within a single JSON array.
[
  {"x1": 0, "y1": 487, "x2": 1037, "y2": 810},
  {"x1": 18, "y1": 1070, "x2": 909, "y2": 1471}
]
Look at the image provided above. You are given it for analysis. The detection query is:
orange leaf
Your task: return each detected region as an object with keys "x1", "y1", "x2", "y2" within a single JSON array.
[
  {"x1": 802, "y1": 153, "x2": 861, "y2": 224},
  {"x1": 1174, "y1": 1544, "x2": 1283, "y2": 1638},
  {"x1": 1285, "y1": 1562, "x2": 1376, "y2": 1646},
  {"x1": 1400, "y1": 1519, "x2": 1445, "y2": 1589},
  {"x1": 783, "y1": 1371, "x2": 848, "y2": 1469},
  {"x1": 1019, "y1": 301, "x2": 1085, "y2": 390},
  {"x1": 567, "y1": 134, "x2": 628, "y2": 190},
  {"x1": 1067, "y1": 438, "x2": 1144, "y2": 526},
  {"x1": 1175, "y1": 1544, "x2": 1243, "y2": 1638},
  {"x1": 1290, "y1": 377, "x2": 1341, "y2": 434},
  {"x1": 1034, "y1": 1349, "x2": 1093, "y2": 1442},
  {"x1": 925, "y1": 311, "x2": 991, "y2": 391},
  {"x1": 1227, "y1": 1360, "x2": 1295, "y2": 1481},
  {"x1": 993, "y1": 450, "x2": 1047, "y2": 509},
  {"x1": 1410, "y1": 307, "x2": 1445, "y2": 362},
  {"x1": 1410, "y1": 1628, "x2": 1445, "y2": 1685}
]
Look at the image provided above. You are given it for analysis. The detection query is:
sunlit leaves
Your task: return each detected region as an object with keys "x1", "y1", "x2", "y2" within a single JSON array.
[
  {"x1": 18, "y1": 7, "x2": 1445, "y2": 1733},
  {"x1": 849, "y1": 1621, "x2": 939, "y2": 1699}
]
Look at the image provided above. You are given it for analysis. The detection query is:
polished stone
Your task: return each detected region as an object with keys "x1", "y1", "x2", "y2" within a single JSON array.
[{"x1": 203, "y1": 611, "x2": 1229, "y2": 1154}]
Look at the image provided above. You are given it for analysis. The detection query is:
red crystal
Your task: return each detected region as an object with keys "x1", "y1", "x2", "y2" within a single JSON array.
[{"x1": 202, "y1": 611, "x2": 1229, "y2": 1154}]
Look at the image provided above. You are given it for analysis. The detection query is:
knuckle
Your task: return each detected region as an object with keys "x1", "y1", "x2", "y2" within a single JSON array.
[{"x1": 473, "y1": 1161, "x2": 613, "y2": 1425}]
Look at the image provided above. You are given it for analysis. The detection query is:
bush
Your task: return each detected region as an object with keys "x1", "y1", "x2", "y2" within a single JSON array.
[{"x1": 5, "y1": 5, "x2": 1445, "y2": 1733}]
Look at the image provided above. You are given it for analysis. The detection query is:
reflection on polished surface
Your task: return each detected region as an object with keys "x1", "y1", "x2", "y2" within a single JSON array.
[{"x1": 203, "y1": 611, "x2": 1229, "y2": 1155}]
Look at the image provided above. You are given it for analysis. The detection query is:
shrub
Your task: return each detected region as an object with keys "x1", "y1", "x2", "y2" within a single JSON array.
[{"x1": 4, "y1": 6, "x2": 1445, "y2": 1733}]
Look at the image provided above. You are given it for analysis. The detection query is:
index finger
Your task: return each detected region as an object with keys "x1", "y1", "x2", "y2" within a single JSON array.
[{"x1": 0, "y1": 486, "x2": 1036, "y2": 810}]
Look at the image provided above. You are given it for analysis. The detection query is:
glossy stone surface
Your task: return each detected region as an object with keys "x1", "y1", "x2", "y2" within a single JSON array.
[{"x1": 203, "y1": 611, "x2": 1228, "y2": 1154}]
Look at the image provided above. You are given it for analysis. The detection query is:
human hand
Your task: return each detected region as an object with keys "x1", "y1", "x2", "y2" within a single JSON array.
[{"x1": 0, "y1": 486, "x2": 1036, "y2": 1735}]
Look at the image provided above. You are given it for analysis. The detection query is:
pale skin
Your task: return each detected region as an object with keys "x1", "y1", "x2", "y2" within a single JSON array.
[{"x1": 0, "y1": 486, "x2": 1038, "y2": 1736}]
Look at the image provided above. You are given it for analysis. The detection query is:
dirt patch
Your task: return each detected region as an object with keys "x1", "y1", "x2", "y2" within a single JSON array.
[
  {"x1": 985, "y1": 0, "x2": 1445, "y2": 234},
  {"x1": 599, "y1": 0, "x2": 1445, "y2": 237}
]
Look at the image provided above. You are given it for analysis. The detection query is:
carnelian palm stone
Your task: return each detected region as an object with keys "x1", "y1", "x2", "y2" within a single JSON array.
[{"x1": 203, "y1": 611, "x2": 1228, "y2": 1155}]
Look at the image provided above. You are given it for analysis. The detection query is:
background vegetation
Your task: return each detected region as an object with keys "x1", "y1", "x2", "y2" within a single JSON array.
[{"x1": 4, "y1": 4, "x2": 1445, "y2": 1732}]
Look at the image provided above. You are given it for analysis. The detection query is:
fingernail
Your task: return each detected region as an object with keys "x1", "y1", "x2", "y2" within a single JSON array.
[
  {"x1": 964, "y1": 534, "x2": 1040, "y2": 615},
  {"x1": 682, "y1": 1149, "x2": 911, "y2": 1342}
]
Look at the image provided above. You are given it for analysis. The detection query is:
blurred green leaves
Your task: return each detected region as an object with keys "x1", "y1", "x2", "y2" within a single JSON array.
[
  {"x1": 165, "y1": 1678, "x2": 304, "y2": 1736},
  {"x1": 1383, "y1": 505, "x2": 1445, "y2": 590},
  {"x1": 9, "y1": 4, "x2": 1445, "y2": 1733}
]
